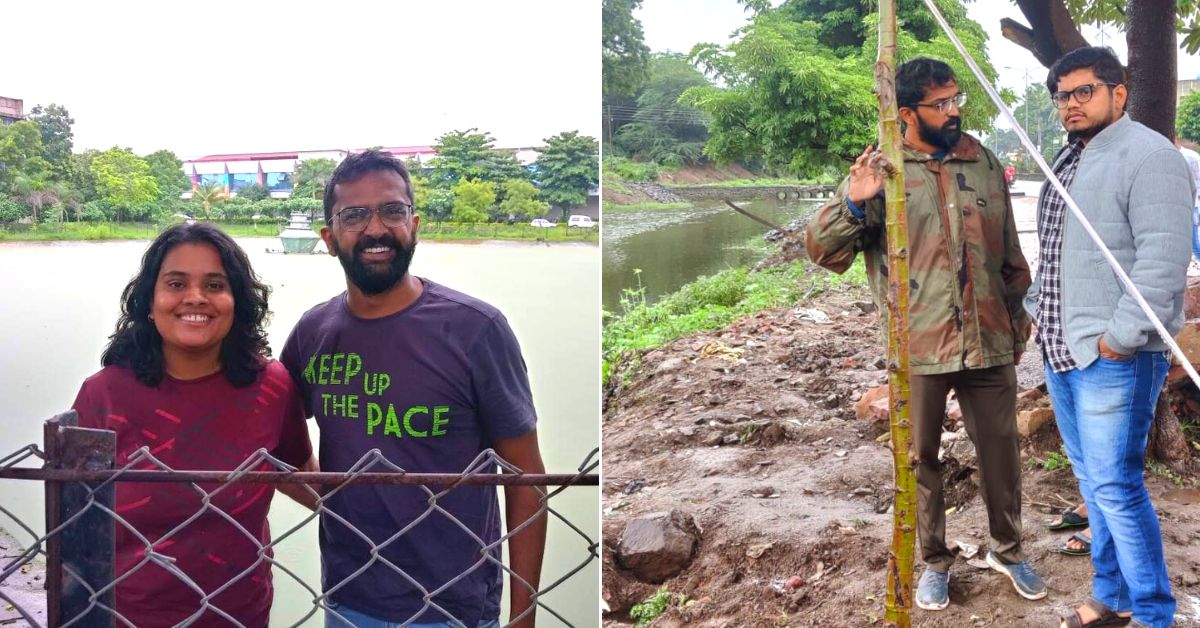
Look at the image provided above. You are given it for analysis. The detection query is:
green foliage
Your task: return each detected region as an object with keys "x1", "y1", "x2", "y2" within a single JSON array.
[
  {"x1": 450, "y1": 178, "x2": 494, "y2": 223},
  {"x1": 614, "y1": 53, "x2": 711, "y2": 166},
  {"x1": 498, "y1": 179, "x2": 549, "y2": 221},
  {"x1": 90, "y1": 148, "x2": 159, "y2": 220},
  {"x1": 534, "y1": 131, "x2": 598, "y2": 211},
  {"x1": 603, "y1": 0, "x2": 651, "y2": 98},
  {"x1": 605, "y1": 156, "x2": 659, "y2": 182},
  {"x1": 293, "y1": 158, "x2": 337, "y2": 199},
  {"x1": 191, "y1": 181, "x2": 227, "y2": 219},
  {"x1": 1060, "y1": 0, "x2": 1200, "y2": 55},
  {"x1": 629, "y1": 586, "x2": 685, "y2": 627},
  {"x1": 70, "y1": 149, "x2": 101, "y2": 202},
  {"x1": 79, "y1": 200, "x2": 108, "y2": 222},
  {"x1": 0, "y1": 197, "x2": 27, "y2": 223},
  {"x1": 0, "y1": 120, "x2": 51, "y2": 195},
  {"x1": 236, "y1": 183, "x2": 271, "y2": 202},
  {"x1": 28, "y1": 104, "x2": 74, "y2": 180},
  {"x1": 683, "y1": 0, "x2": 1006, "y2": 176},
  {"x1": 1178, "y1": 91, "x2": 1200, "y2": 143},
  {"x1": 1043, "y1": 448, "x2": 1072, "y2": 471},
  {"x1": 429, "y1": 129, "x2": 526, "y2": 188},
  {"x1": 143, "y1": 149, "x2": 190, "y2": 203}
]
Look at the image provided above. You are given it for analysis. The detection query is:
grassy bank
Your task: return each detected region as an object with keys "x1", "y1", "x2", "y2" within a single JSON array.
[
  {"x1": 602, "y1": 201, "x2": 692, "y2": 212},
  {"x1": 0, "y1": 221, "x2": 597, "y2": 243},
  {"x1": 663, "y1": 177, "x2": 834, "y2": 188},
  {"x1": 602, "y1": 257, "x2": 868, "y2": 383}
]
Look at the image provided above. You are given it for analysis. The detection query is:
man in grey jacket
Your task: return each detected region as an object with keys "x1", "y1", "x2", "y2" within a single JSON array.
[{"x1": 1027, "y1": 47, "x2": 1193, "y2": 628}]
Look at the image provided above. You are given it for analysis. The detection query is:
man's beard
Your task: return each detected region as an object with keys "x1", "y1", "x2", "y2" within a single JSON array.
[
  {"x1": 918, "y1": 115, "x2": 962, "y2": 151},
  {"x1": 331, "y1": 234, "x2": 416, "y2": 296}
]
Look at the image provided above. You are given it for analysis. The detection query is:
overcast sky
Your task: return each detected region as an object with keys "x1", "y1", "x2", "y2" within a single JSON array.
[
  {"x1": 2, "y1": 0, "x2": 599, "y2": 159},
  {"x1": 636, "y1": 0, "x2": 1200, "y2": 128}
]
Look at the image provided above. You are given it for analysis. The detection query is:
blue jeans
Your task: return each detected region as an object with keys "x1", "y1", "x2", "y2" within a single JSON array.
[
  {"x1": 1192, "y1": 206, "x2": 1200, "y2": 261},
  {"x1": 324, "y1": 603, "x2": 501, "y2": 628},
  {"x1": 1044, "y1": 352, "x2": 1175, "y2": 627}
]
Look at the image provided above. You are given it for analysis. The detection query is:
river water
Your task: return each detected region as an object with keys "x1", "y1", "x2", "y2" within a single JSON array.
[
  {"x1": 0, "y1": 237, "x2": 599, "y2": 626},
  {"x1": 602, "y1": 197, "x2": 821, "y2": 313}
]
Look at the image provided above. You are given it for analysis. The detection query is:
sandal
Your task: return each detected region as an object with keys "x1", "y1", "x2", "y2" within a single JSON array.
[
  {"x1": 1046, "y1": 508, "x2": 1089, "y2": 531},
  {"x1": 1060, "y1": 598, "x2": 1131, "y2": 627},
  {"x1": 1056, "y1": 531, "x2": 1091, "y2": 556}
]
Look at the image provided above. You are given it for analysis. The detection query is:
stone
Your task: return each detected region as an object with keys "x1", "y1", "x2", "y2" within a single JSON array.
[
  {"x1": 854, "y1": 386, "x2": 890, "y2": 423},
  {"x1": 1174, "y1": 321, "x2": 1200, "y2": 366},
  {"x1": 1017, "y1": 407, "x2": 1056, "y2": 437},
  {"x1": 1185, "y1": 276, "x2": 1200, "y2": 320},
  {"x1": 616, "y1": 510, "x2": 701, "y2": 583},
  {"x1": 656, "y1": 358, "x2": 686, "y2": 374}
]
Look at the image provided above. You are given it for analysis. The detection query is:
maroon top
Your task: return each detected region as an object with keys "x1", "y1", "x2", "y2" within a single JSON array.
[{"x1": 71, "y1": 360, "x2": 311, "y2": 628}]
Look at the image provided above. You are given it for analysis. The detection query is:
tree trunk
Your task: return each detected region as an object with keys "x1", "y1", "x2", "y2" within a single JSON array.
[
  {"x1": 1126, "y1": 0, "x2": 1178, "y2": 139},
  {"x1": 876, "y1": 1, "x2": 916, "y2": 626},
  {"x1": 1150, "y1": 390, "x2": 1193, "y2": 470},
  {"x1": 1001, "y1": 0, "x2": 1089, "y2": 68}
]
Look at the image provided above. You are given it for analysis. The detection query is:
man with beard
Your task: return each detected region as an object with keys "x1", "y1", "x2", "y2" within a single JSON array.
[
  {"x1": 807, "y1": 57, "x2": 1043, "y2": 611},
  {"x1": 280, "y1": 150, "x2": 546, "y2": 628},
  {"x1": 1026, "y1": 47, "x2": 1192, "y2": 628}
]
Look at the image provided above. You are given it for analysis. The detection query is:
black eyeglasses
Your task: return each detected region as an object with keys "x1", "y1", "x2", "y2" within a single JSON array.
[
  {"x1": 916, "y1": 92, "x2": 966, "y2": 114},
  {"x1": 329, "y1": 202, "x2": 413, "y2": 231},
  {"x1": 1051, "y1": 83, "x2": 1116, "y2": 108}
]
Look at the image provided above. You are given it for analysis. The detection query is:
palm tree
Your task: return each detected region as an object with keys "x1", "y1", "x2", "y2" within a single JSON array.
[{"x1": 192, "y1": 181, "x2": 227, "y2": 220}]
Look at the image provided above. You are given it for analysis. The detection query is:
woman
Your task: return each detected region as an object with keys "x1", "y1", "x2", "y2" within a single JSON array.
[{"x1": 71, "y1": 222, "x2": 315, "y2": 627}]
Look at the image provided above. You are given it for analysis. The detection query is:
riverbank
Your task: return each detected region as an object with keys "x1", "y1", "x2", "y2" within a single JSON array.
[
  {"x1": 602, "y1": 223, "x2": 1200, "y2": 626},
  {"x1": 0, "y1": 221, "x2": 598, "y2": 243}
]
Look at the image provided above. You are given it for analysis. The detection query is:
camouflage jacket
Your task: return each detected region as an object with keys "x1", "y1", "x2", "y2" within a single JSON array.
[{"x1": 805, "y1": 134, "x2": 1031, "y2": 375}]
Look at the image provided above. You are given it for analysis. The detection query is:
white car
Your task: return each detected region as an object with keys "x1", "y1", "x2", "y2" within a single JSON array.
[
  {"x1": 530, "y1": 219, "x2": 556, "y2": 228},
  {"x1": 567, "y1": 215, "x2": 595, "y2": 228}
]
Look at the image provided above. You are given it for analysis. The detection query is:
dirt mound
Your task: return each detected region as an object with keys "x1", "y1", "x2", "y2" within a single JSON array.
[{"x1": 603, "y1": 280, "x2": 1200, "y2": 626}]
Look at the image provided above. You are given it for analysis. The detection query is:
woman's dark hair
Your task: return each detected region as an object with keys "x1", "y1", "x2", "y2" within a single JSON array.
[
  {"x1": 896, "y1": 57, "x2": 958, "y2": 109},
  {"x1": 1046, "y1": 46, "x2": 1126, "y2": 93},
  {"x1": 101, "y1": 222, "x2": 272, "y2": 387},
  {"x1": 323, "y1": 150, "x2": 414, "y2": 223}
]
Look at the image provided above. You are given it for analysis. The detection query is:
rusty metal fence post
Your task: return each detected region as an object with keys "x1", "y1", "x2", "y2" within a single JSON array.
[{"x1": 44, "y1": 411, "x2": 116, "y2": 627}]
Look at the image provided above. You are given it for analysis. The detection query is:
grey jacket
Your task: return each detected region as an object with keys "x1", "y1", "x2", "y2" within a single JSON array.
[{"x1": 1024, "y1": 114, "x2": 1194, "y2": 368}]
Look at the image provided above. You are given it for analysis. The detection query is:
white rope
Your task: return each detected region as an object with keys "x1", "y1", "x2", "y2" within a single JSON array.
[{"x1": 920, "y1": 0, "x2": 1200, "y2": 391}]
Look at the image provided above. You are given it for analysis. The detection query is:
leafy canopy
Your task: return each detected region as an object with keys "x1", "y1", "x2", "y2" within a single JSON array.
[
  {"x1": 450, "y1": 178, "x2": 494, "y2": 223},
  {"x1": 429, "y1": 129, "x2": 526, "y2": 188},
  {"x1": 534, "y1": 131, "x2": 598, "y2": 210}
]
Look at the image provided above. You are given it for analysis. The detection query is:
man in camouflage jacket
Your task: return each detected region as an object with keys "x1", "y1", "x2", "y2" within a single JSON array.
[{"x1": 806, "y1": 58, "x2": 1045, "y2": 610}]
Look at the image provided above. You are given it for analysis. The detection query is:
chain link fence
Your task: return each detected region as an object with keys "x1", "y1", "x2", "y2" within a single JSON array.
[{"x1": 0, "y1": 412, "x2": 599, "y2": 627}]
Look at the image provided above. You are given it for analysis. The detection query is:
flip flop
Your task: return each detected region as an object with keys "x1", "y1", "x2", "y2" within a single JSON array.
[
  {"x1": 1046, "y1": 508, "x2": 1089, "y2": 531},
  {"x1": 1056, "y1": 531, "x2": 1091, "y2": 556},
  {"x1": 1060, "y1": 598, "x2": 1131, "y2": 627}
]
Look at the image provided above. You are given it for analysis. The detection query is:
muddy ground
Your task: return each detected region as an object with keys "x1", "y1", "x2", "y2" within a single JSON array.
[{"x1": 602, "y1": 280, "x2": 1200, "y2": 627}]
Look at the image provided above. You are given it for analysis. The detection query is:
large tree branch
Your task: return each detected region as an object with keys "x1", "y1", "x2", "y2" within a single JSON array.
[{"x1": 1001, "y1": 0, "x2": 1090, "y2": 68}]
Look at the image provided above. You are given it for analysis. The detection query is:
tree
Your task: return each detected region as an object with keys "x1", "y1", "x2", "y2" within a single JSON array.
[
  {"x1": 70, "y1": 149, "x2": 101, "y2": 203},
  {"x1": 90, "y1": 148, "x2": 159, "y2": 221},
  {"x1": 1178, "y1": 91, "x2": 1200, "y2": 143},
  {"x1": 603, "y1": 0, "x2": 651, "y2": 98},
  {"x1": 1010, "y1": 82, "x2": 1061, "y2": 154},
  {"x1": 534, "y1": 131, "x2": 599, "y2": 215},
  {"x1": 498, "y1": 179, "x2": 549, "y2": 221},
  {"x1": 28, "y1": 104, "x2": 74, "y2": 180},
  {"x1": 613, "y1": 53, "x2": 711, "y2": 166},
  {"x1": 293, "y1": 158, "x2": 338, "y2": 199},
  {"x1": 450, "y1": 178, "x2": 494, "y2": 223},
  {"x1": 682, "y1": 1, "x2": 1003, "y2": 176},
  {"x1": 996, "y1": 1, "x2": 1200, "y2": 139},
  {"x1": 237, "y1": 183, "x2": 271, "y2": 202},
  {"x1": 0, "y1": 120, "x2": 51, "y2": 195},
  {"x1": 411, "y1": 170, "x2": 454, "y2": 221},
  {"x1": 428, "y1": 129, "x2": 526, "y2": 188},
  {"x1": 191, "y1": 181, "x2": 227, "y2": 220},
  {"x1": 143, "y1": 150, "x2": 190, "y2": 205}
]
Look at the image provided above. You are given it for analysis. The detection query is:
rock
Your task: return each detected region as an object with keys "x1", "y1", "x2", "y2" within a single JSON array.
[
  {"x1": 656, "y1": 358, "x2": 686, "y2": 374},
  {"x1": 1017, "y1": 388, "x2": 1044, "y2": 403},
  {"x1": 1173, "y1": 321, "x2": 1200, "y2": 366},
  {"x1": 746, "y1": 542, "x2": 773, "y2": 559},
  {"x1": 1185, "y1": 276, "x2": 1200, "y2": 319},
  {"x1": 854, "y1": 386, "x2": 890, "y2": 423},
  {"x1": 853, "y1": 300, "x2": 877, "y2": 315},
  {"x1": 785, "y1": 575, "x2": 805, "y2": 591},
  {"x1": 703, "y1": 431, "x2": 725, "y2": 447},
  {"x1": 773, "y1": 393, "x2": 805, "y2": 414},
  {"x1": 722, "y1": 433, "x2": 740, "y2": 445},
  {"x1": 945, "y1": 398, "x2": 962, "y2": 422},
  {"x1": 1017, "y1": 407, "x2": 1056, "y2": 437},
  {"x1": 616, "y1": 510, "x2": 701, "y2": 583}
]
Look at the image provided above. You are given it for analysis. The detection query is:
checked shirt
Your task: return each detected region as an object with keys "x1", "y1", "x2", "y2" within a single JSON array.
[{"x1": 1036, "y1": 138, "x2": 1085, "y2": 373}]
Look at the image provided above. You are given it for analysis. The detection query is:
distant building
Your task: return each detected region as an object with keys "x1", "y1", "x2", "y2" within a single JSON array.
[
  {"x1": 0, "y1": 96, "x2": 23, "y2": 125},
  {"x1": 1180, "y1": 78, "x2": 1200, "y2": 103}
]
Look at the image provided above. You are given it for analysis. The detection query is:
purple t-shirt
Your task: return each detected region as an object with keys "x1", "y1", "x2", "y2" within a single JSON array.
[{"x1": 280, "y1": 279, "x2": 537, "y2": 624}]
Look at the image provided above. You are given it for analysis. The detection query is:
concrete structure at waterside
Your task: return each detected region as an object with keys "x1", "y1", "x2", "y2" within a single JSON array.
[{"x1": 0, "y1": 96, "x2": 23, "y2": 125}]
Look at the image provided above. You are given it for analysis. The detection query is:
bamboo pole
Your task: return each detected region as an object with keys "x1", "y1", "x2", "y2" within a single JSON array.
[{"x1": 876, "y1": 1, "x2": 917, "y2": 626}]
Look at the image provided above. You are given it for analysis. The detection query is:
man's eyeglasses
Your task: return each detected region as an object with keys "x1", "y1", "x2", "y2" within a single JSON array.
[
  {"x1": 1051, "y1": 83, "x2": 1117, "y2": 109},
  {"x1": 329, "y1": 202, "x2": 413, "y2": 232},
  {"x1": 915, "y1": 92, "x2": 966, "y2": 114}
]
